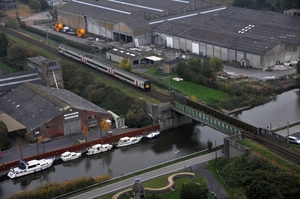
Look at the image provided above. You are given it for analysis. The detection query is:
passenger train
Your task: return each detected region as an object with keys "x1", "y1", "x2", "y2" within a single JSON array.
[{"x1": 58, "y1": 45, "x2": 151, "y2": 91}]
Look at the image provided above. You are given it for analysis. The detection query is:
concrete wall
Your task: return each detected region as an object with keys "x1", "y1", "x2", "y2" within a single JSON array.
[
  {"x1": 57, "y1": 10, "x2": 85, "y2": 30},
  {"x1": 153, "y1": 34, "x2": 300, "y2": 69},
  {"x1": 263, "y1": 44, "x2": 300, "y2": 68},
  {"x1": 145, "y1": 101, "x2": 192, "y2": 130},
  {"x1": 258, "y1": 128, "x2": 287, "y2": 145},
  {"x1": 223, "y1": 134, "x2": 250, "y2": 158}
]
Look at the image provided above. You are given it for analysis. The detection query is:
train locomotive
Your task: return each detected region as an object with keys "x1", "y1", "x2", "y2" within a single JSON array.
[{"x1": 58, "y1": 45, "x2": 151, "y2": 91}]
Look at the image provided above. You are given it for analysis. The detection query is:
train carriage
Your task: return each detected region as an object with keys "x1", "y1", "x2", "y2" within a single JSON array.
[{"x1": 58, "y1": 44, "x2": 151, "y2": 91}]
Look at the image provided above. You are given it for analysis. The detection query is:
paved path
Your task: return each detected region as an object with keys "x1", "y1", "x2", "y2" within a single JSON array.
[{"x1": 69, "y1": 150, "x2": 226, "y2": 199}]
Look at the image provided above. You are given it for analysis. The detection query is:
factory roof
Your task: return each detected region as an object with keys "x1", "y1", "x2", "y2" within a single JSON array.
[
  {"x1": 0, "y1": 82, "x2": 108, "y2": 131},
  {"x1": 58, "y1": 0, "x2": 215, "y2": 24},
  {"x1": 153, "y1": 6, "x2": 300, "y2": 54}
]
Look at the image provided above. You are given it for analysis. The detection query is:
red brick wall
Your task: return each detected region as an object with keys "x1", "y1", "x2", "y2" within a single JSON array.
[{"x1": 0, "y1": 125, "x2": 159, "y2": 174}]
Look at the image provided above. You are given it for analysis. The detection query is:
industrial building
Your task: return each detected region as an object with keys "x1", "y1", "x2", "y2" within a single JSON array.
[
  {"x1": 56, "y1": 0, "x2": 300, "y2": 69},
  {"x1": 0, "y1": 82, "x2": 112, "y2": 139}
]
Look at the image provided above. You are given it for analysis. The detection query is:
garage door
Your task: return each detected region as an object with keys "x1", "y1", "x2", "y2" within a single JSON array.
[
  {"x1": 192, "y1": 43, "x2": 199, "y2": 54},
  {"x1": 63, "y1": 120, "x2": 81, "y2": 135},
  {"x1": 166, "y1": 36, "x2": 173, "y2": 48}
]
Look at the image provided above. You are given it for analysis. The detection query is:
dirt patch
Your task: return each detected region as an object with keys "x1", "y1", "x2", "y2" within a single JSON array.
[{"x1": 4, "y1": 4, "x2": 34, "y2": 19}]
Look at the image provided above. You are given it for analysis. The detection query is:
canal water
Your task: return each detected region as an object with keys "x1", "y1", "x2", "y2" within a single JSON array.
[
  {"x1": 232, "y1": 89, "x2": 300, "y2": 129},
  {"x1": 0, "y1": 124, "x2": 226, "y2": 199}
]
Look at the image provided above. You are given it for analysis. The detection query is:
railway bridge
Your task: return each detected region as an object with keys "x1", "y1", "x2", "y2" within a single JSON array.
[{"x1": 147, "y1": 91, "x2": 279, "y2": 139}]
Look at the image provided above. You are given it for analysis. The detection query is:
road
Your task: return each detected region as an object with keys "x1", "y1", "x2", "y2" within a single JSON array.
[{"x1": 69, "y1": 150, "x2": 226, "y2": 199}]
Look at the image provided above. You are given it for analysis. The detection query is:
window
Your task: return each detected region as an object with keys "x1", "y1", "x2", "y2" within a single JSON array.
[{"x1": 88, "y1": 121, "x2": 96, "y2": 127}]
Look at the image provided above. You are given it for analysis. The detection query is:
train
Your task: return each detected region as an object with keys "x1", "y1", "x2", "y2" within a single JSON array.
[{"x1": 58, "y1": 44, "x2": 151, "y2": 91}]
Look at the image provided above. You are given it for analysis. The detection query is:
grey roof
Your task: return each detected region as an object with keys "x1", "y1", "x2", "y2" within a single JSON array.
[
  {"x1": 58, "y1": 0, "x2": 213, "y2": 24},
  {"x1": 0, "y1": 82, "x2": 107, "y2": 130},
  {"x1": 153, "y1": 6, "x2": 300, "y2": 55},
  {"x1": 0, "y1": 70, "x2": 45, "y2": 93},
  {"x1": 123, "y1": 17, "x2": 149, "y2": 29}
]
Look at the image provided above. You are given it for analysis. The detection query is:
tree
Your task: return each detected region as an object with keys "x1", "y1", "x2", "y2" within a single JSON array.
[
  {"x1": 190, "y1": 95, "x2": 197, "y2": 102},
  {"x1": 7, "y1": 44, "x2": 30, "y2": 62},
  {"x1": 119, "y1": 58, "x2": 133, "y2": 72},
  {"x1": 16, "y1": 137, "x2": 23, "y2": 159},
  {"x1": 82, "y1": 126, "x2": 89, "y2": 142},
  {"x1": 180, "y1": 182, "x2": 207, "y2": 199},
  {"x1": 296, "y1": 61, "x2": 300, "y2": 74},
  {"x1": 245, "y1": 180, "x2": 283, "y2": 199},
  {"x1": 209, "y1": 57, "x2": 223, "y2": 73},
  {"x1": 29, "y1": 0, "x2": 41, "y2": 11},
  {"x1": 39, "y1": 0, "x2": 50, "y2": 11},
  {"x1": 125, "y1": 99, "x2": 152, "y2": 128},
  {"x1": 99, "y1": 119, "x2": 111, "y2": 137},
  {"x1": 0, "y1": 32, "x2": 9, "y2": 57},
  {"x1": 5, "y1": 18, "x2": 20, "y2": 30},
  {"x1": 38, "y1": 135, "x2": 45, "y2": 153},
  {"x1": 207, "y1": 139, "x2": 212, "y2": 150},
  {"x1": 0, "y1": 121, "x2": 9, "y2": 148}
]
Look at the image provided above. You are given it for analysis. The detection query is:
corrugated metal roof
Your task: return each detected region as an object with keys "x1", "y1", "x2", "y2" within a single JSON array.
[
  {"x1": 0, "y1": 82, "x2": 108, "y2": 131},
  {"x1": 123, "y1": 17, "x2": 149, "y2": 29},
  {"x1": 0, "y1": 111, "x2": 26, "y2": 132},
  {"x1": 153, "y1": 6, "x2": 300, "y2": 54}
]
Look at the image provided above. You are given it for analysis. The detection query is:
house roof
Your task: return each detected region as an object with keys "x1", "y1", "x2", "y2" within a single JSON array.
[{"x1": 0, "y1": 82, "x2": 108, "y2": 131}]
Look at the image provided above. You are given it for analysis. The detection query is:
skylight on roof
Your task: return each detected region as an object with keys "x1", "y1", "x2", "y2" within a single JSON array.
[
  {"x1": 107, "y1": 0, "x2": 163, "y2": 12},
  {"x1": 73, "y1": 0, "x2": 131, "y2": 14}
]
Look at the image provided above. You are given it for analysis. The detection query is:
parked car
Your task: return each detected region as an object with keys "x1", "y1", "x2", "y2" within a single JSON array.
[{"x1": 288, "y1": 136, "x2": 300, "y2": 144}]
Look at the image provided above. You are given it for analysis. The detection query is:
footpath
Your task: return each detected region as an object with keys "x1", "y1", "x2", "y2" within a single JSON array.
[{"x1": 68, "y1": 150, "x2": 227, "y2": 199}]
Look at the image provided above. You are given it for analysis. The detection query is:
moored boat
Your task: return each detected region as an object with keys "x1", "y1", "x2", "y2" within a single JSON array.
[
  {"x1": 61, "y1": 151, "x2": 81, "y2": 161},
  {"x1": 146, "y1": 131, "x2": 160, "y2": 139},
  {"x1": 116, "y1": 136, "x2": 142, "y2": 148},
  {"x1": 86, "y1": 143, "x2": 113, "y2": 155},
  {"x1": 7, "y1": 157, "x2": 55, "y2": 179}
]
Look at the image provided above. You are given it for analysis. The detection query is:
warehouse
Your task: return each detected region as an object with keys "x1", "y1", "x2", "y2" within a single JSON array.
[
  {"x1": 0, "y1": 82, "x2": 112, "y2": 139},
  {"x1": 56, "y1": 0, "x2": 300, "y2": 69},
  {"x1": 152, "y1": 6, "x2": 300, "y2": 69},
  {"x1": 56, "y1": 0, "x2": 215, "y2": 45}
]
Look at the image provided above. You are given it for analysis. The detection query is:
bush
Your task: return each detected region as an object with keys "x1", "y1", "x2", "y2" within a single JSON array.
[
  {"x1": 207, "y1": 139, "x2": 212, "y2": 150},
  {"x1": 10, "y1": 175, "x2": 110, "y2": 199}
]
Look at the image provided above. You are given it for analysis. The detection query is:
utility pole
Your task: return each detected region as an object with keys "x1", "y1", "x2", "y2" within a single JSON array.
[{"x1": 287, "y1": 122, "x2": 289, "y2": 146}]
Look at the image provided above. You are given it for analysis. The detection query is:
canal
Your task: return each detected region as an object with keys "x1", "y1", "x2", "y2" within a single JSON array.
[{"x1": 0, "y1": 124, "x2": 226, "y2": 199}]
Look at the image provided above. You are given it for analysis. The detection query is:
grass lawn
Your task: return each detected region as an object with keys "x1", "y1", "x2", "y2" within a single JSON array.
[{"x1": 153, "y1": 72, "x2": 233, "y2": 105}]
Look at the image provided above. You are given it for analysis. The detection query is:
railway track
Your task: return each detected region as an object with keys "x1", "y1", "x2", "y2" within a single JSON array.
[
  {"x1": 243, "y1": 131, "x2": 300, "y2": 165},
  {"x1": 0, "y1": 26, "x2": 172, "y2": 103}
]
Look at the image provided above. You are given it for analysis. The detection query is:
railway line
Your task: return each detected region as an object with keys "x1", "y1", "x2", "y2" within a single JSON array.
[
  {"x1": 0, "y1": 26, "x2": 172, "y2": 103},
  {"x1": 1, "y1": 26, "x2": 300, "y2": 166},
  {"x1": 243, "y1": 130, "x2": 300, "y2": 165}
]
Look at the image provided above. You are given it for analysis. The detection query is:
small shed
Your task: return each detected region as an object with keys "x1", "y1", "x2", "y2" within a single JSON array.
[
  {"x1": 162, "y1": 58, "x2": 186, "y2": 74},
  {"x1": 106, "y1": 48, "x2": 144, "y2": 65}
]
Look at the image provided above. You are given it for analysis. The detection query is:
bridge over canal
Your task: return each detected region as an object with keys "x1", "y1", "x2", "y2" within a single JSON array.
[{"x1": 147, "y1": 92, "x2": 262, "y2": 136}]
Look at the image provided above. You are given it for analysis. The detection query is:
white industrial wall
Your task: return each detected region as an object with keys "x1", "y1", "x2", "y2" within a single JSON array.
[{"x1": 153, "y1": 34, "x2": 300, "y2": 69}]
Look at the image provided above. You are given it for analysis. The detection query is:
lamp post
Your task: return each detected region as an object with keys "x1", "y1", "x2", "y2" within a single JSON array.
[
  {"x1": 175, "y1": 148, "x2": 180, "y2": 158},
  {"x1": 161, "y1": 76, "x2": 170, "y2": 95},
  {"x1": 287, "y1": 122, "x2": 289, "y2": 146}
]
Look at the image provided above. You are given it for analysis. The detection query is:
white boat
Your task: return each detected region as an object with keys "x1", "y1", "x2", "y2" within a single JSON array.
[
  {"x1": 146, "y1": 131, "x2": 160, "y2": 139},
  {"x1": 116, "y1": 136, "x2": 142, "y2": 148},
  {"x1": 7, "y1": 157, "x2": 55, "y2": 179},
  {"x1": 60, "y1": 151, "x2": 81, "y2": 161},
  {"x1": 86, "y1": 143, "x2": 113, "y2": 155}
]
